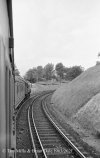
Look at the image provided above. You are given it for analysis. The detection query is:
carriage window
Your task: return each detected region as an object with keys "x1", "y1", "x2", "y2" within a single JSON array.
[
  {"x1": 17, "y1": 83, "x2": 19, "y2": 94},
  {"x1": 5, "y1": 66, "x2": 8, "y2": 157},
  {"x1": 5, "y1": 66, "x2": 9, "y2": 155},
  {"x1": 9, "y1": 71, "x2": 11, "y2": 147}
]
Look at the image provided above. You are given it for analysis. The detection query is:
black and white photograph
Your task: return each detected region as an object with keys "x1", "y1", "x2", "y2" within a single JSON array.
[{"x1": 0, "y1": 0, "x2": 100, "y2": 157}]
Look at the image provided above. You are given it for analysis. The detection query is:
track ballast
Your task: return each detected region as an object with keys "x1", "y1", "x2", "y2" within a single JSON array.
[{"x1": 28, "y1": 91, "x2": 93, "y2": 158}]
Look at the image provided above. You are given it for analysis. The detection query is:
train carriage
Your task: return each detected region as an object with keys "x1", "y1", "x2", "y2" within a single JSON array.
[
  {"x1": 0, "y1": 0, "x2": 15, "y2": 158},
  {"x1": 25, "y1": 80, "x2": 31, "y2": 97},
  {"x1": 15, "y1": 76, "x2": 26, "y2": 109},
  {"x1": 15, "y1": 76, "x2": 31, "y2": 109},
  {"x1": 0, "y1": 1, "x2": 31, "y2": 157}
]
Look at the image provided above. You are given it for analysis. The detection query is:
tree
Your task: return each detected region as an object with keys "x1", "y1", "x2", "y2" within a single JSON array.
[
  {"x1": 44, "y1": 63, "x2": 54, "y2": 80},
  {"x1": 96, "y1": 61, "x2": 100, "y2": 65},
  {"x1": 96, "y1": 52, "x2": 100, "y2": 65},
  {"x1": 32, "y1": 67, "x2": 38, "y2": 82},
  {"x1": 98, "y1": 52, "x2": 100, "y2": 57},
  {"x1": 65, "y1": 66, "x2": 84, "y2": 80},
  {"x1": 37, "y1": 66, "x2": 44, "y2": 81},
  {"x1": 24, "y1": 67, "x2": 44, "y2": 83},
  {"x1": 55, "y1": 63, "x2": 64, "y2": 80},
  {"x1": 24, "y1": 69, "x2": 35, "y2": 83},
  {"x1": 63, "y1": 67, "x2": 69, "y2": 79}
]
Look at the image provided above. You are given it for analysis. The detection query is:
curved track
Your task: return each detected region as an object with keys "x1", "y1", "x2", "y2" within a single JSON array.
[{"x1": 28, "y1": 91, "x2": 93, "y2": 158}]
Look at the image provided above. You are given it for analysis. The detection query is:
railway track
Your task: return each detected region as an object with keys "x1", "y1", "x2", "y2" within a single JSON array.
[
  {"x1": 16, "y1": 91, "x2": 53, "y2": 158},
  {"x1": 28, "y1": 91, "x2": 93, "y2": 158}
]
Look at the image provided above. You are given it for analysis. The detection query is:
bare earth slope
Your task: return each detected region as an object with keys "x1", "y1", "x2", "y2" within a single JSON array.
[{"x1": 51, "y1": 65, "x2": 100, "y2": 134}]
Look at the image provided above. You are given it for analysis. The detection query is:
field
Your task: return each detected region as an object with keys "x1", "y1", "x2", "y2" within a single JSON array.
[{"x1": 30, "y1": 81, "x2": 65, "y2": 94}]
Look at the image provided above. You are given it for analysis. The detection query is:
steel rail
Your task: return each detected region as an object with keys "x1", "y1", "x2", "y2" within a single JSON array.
[
  {"x1": 42, "y1": 98, "x2": 88, "y2": 158},
  {"x1": 15, "y1": 95, "x2": 33, "y2": 118},
  {"x1": 28, "y1": 91, "x2": 88, "y2": 158},
  {"x1": 28, "y1": 91, "x2": 52, "y2": 158},
  {"x1": 28, "y1": 105, "x2": 38, "y2": 158},
  {"x1": 27, "y1": 94, "x2": 45, "y2": 157},
  {"x1": 32, "y1": 104, "x2": 48, "y2": 158}
]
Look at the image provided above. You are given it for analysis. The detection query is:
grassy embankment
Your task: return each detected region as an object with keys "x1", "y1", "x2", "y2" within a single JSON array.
[{"x1": 51, "y1": 65, "x2": 100, "y2": 135}]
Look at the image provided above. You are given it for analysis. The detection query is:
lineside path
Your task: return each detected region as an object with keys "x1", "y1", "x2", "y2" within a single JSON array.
[{"x1": 16, "y1": 96, "x2": 35, "y2": 158}]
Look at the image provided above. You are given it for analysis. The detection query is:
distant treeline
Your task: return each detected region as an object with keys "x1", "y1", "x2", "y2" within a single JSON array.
[{"x1": 23, "y1": 63, "x2": 84, "y2": 83}]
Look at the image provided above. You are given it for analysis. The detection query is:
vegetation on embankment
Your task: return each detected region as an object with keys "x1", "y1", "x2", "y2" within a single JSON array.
[{"x1": 51, "y1": 65, "x2": 100, "y2": 134}]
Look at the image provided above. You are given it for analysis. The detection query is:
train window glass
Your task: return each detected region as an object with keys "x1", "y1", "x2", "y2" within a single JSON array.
[
  {"x1": 5, "y1": 66, "x2": 8, "y2": 157},
  {"x1": 17, "y1": 83, "x2": 18, "y2": 94},
  {"x1": 20, "y1": 85, "x2": 22, "y2": 92},
  {"x1": 20, "y1": 84, "x2": 21, "y2": 93},
  {"x1": 9, "y1": 71, "x2": 11, "y2": 147},
  {"x1": 5, "y1": 67, "x2": 8, "y2": 106},
  {"x1": 21, "y1": 84, "x2": 23, "y2": 92},
  {"x1": 5, "y1": 67, "x2": 12, "y2": 151},
  {"x1": 5, "y1": 66, "x2": 10, "y2": 156}
]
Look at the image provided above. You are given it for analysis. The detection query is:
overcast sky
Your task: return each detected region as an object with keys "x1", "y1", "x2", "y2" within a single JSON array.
[{"x1": 12, "y1": 0, "x2": 100, "y2": 76}]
